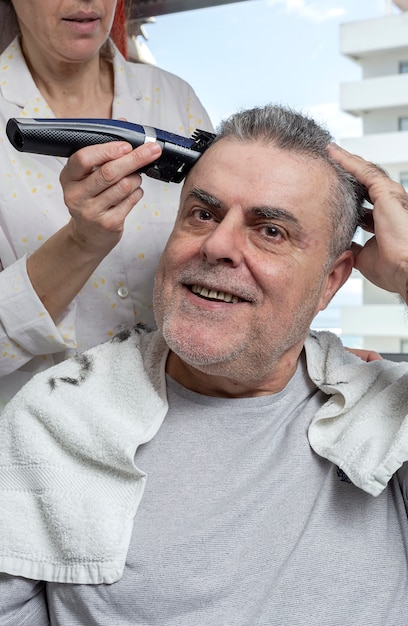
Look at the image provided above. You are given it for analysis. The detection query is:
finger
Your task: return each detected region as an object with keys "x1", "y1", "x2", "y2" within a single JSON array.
[
  {"x1": 365, "y1": 351, "x2": 383, "y2": 362},
  {"x1": 351, "y1": 236, "x2": 378, "y2": 274},
  {"x1": 350, "y1": 240, "x2": 368, "y2": 273},
  {"x1": 61, "y1": 141, "x2": 133, "y2": 183},
  {"x1": 327, "y1": 143, "x2": 389, "y2": 185},
  {"x1": 350, "y1": 241, "x2": 363, "y2": 259},
  {"x1": 61, "y1": 141, "x2": 162, "y2": 187},
  {"x1": 66, "y1": 169, "x2": 143, "y2": 219},
  {"x1": 344, "y1": 347, "x2": 382, "y2": 362},
  {"x1": 89, "y1": 142, "x2": 161, "y2": 197},
  {"x1": 93, "y1": 171, "x2": 143, "y2": 213},
  {"x1": 326, "y1": 143, "x2": 406, "y2": 207},
  {"x1": 91, "y1": 186, "x2": 146, "y2": 233}
]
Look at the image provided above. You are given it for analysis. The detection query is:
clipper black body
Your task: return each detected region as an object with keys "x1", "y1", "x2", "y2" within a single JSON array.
[{"x1": 6, "y1": 118, "x2": 216, "y2": 183}]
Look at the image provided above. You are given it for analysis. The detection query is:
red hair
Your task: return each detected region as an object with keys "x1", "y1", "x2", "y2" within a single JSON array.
[{"x1": 110, "y1": 0, "x2": 128, "y2": 59}]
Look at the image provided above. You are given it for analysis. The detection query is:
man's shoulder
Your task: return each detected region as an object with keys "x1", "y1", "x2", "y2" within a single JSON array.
[
  {"x1": 2, "y1": 326, "x2": 162, "y2": 410},
  {"x1": 48, "y1": 324, "x2": 159, "y2": 384},
  {"x1": 306, "y1": 329, "x2": 408, "y2": 401},
  {"x1": 306, "y1": 330, "x2": 408, "y2": 373}
]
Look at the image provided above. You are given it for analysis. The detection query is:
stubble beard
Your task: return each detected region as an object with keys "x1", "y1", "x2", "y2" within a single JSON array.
[
  {"x1": 156, "y1": 266, "x2": 328, "y2": 388},
  {"x1": 159, "y1": 300, "x2": 318, "y2": 388}
]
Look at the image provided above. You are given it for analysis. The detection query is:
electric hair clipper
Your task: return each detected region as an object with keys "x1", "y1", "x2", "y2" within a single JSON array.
[{"x1": 6, "y1": 117, "x2": 216, "y2": 183}]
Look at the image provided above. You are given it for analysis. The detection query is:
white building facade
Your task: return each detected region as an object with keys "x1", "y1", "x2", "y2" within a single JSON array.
[{"x1": 338, "y1": 0, "x2": 408, "y2": 353}]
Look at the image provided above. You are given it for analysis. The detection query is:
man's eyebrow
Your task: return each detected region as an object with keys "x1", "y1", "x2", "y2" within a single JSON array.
[
  {"x1": 188, "y1": 187, "x2": 222, "y2": 208},
  {"x1": 249, "y1": 206, "x2": 300, "y2": 226},
  {"x1": 249, "y1": 207, "x2": 306, "y2": 238}
]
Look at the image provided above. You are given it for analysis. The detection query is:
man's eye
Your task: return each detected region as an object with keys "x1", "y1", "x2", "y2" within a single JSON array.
[
  {"x1": 191, "y1": 208, "x2": 214, "y2": 221},
  {"x1": 263, "y1": 225, "x2": 284, "y2": 239}
]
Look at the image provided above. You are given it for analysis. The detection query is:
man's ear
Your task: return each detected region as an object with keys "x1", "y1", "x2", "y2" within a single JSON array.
[{"x1": 317, "y1": 249, "x2": 354, "y2": 313}]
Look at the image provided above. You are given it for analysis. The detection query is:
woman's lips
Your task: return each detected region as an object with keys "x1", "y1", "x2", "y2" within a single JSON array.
[{"x1": 62, "y1": 13, "x2": 101, "y2": 34}]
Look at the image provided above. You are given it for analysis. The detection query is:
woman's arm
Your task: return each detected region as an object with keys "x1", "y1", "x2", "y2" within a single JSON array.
[{"x1": 26, "y1": 140, "x2": 161, "y2": 321}]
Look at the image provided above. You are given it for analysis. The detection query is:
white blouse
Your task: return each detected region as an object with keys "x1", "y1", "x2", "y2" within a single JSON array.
[{"x1": 0, "y1": 37, "x2": 213, "y2": 408}]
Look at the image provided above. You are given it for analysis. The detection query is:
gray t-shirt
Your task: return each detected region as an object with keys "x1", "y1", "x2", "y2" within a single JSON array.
[{"x1": 1, "y1": 355, "x2": 408, "y2": 625}]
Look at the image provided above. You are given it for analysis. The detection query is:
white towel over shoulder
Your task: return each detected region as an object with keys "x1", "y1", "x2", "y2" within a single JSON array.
[
  {"x1": 0, "y1": 327, "x2": 169, "y2": 584},
  {"x1": 1, "y1": 328, "x2": 408, "y2": 584},
  {"x1": 306, "y1": 330, "x2": 408, "y2": 496}
]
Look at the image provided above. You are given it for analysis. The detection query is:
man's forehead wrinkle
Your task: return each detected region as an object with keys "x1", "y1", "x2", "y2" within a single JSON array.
[{"x1": 189, "y1": 187, "x2": 222, "y2": 208}]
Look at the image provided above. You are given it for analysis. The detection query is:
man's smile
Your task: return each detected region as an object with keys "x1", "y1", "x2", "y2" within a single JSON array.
[{"x1": 189, "y1": 284, "x2": 246, "y2": 304}]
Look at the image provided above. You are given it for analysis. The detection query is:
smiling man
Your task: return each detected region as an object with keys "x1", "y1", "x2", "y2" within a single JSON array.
[
  {"x1": 2, "y1": 104, "x2": 408, "y2": 625},
  {"x1": 154, "y1": 112, "x2": 359, "y2": 397}
]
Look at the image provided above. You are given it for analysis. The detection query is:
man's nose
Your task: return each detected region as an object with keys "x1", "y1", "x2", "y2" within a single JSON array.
[{"x1": 200, "y1": 217, "x2": 245, "y2": 267}]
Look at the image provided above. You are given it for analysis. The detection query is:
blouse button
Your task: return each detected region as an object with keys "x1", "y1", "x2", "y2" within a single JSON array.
[{"x1": 117, "y1": 286, "x2": 129, "y2": 298}]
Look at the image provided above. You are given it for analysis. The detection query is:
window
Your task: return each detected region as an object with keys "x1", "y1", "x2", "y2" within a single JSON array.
[
  {"x1": 400, "y1": 61, "x2": 408, "y2": 74},
  {"x1": 401, "y1": 339, "x2": 408, "y2": 354},
  {"x1": 400, "y1": 172, "x2": 408, "y2": 192},
  {"x1": 399, "y1": 117, "x2": 408, "y2": 131}
]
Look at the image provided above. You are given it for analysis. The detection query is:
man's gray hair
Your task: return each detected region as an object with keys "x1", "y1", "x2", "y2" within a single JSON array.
[{"x1": 215, "y1": 104, "x2": 366, "y2": 262}]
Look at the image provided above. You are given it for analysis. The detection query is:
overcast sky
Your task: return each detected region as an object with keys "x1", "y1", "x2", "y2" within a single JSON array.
[{"x1": 141, "y1": 0, "x2": 395, "y2": 140}]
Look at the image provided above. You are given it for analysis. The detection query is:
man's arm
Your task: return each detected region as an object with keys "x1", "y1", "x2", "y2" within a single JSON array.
[
  {"x1": 327, "y1": 144, "x2": 408, "y2": 304},
  {"x1": 0, "y1": 574, "x2": 48, "y2": 625}
]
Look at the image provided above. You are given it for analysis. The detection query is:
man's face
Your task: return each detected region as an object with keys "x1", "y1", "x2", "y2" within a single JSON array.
[{"x1": 154, "y1": 138, "x2": 353, "y2": 396}]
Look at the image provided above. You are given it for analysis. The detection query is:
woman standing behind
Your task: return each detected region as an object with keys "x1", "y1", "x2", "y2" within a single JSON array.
[{"x1": 0, "y1": 0, "x2": 212, "y2": 408}]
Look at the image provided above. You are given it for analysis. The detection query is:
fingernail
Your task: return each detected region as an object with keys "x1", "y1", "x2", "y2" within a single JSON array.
[
  {"x1": 118, "y1": 142, "x2": 133, "y2": 154},
  {"x1": 144, "y1": 142, "x2": 162, "y2": 156}
]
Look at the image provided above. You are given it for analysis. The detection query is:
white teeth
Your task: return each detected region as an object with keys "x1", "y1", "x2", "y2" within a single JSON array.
[{"x1": 191, "y1": 285, "x2": 242, "y2": 303}]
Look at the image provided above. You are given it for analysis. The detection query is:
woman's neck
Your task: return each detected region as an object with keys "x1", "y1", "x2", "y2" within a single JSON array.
[{"x1": 22, "y1": 43, "x2": 114, "y2": 119}]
